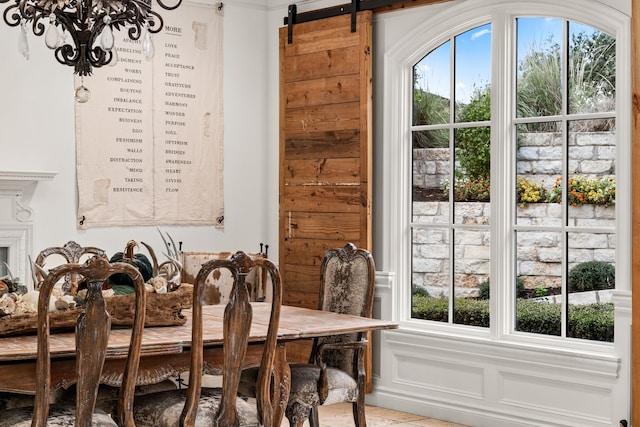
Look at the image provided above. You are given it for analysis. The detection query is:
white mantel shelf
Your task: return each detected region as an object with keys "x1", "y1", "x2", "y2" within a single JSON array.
[{"x1": 0, "y1": 171, "x2": 57, "y2": 191}]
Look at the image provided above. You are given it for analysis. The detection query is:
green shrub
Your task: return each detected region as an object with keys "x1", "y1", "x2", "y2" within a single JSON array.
[
  {"x1": 535, "y1": 286, "x2": 548, "y2": 297},
  {"x1": 479, "y1": 278, "x2": 525, "y2": 300},
  {"x1": 479, "y1": 281, "x2": 490, "y2": 300},
  {"x1": 516, "y1": 299, "x2": 561, "y2": 336},
  {"x1": 412, "y1": 286, "x2": 430, "y2": 298},
  {"x1": 453, "y1": 298, "x2": 490, "y2": 327},
  {"x1": 568, "y1": 303, "x2": 614, "y2": 341},
  {"x1": 568, "y1": 261, "x2": 615, "y2": 292},
  {"x1": 411, "y1": 294, "x2": 448, "y2": 322},
  {"x1": 411, "y1": 294, "x2": 613, "y2": 342},
  {"x1": 455, "y1": 86, "x2": 491, "y2": 181}
]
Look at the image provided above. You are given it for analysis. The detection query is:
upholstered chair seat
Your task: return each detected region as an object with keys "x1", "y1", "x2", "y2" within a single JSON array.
[
  {"x1": 0, "y1": 405, "x2": 118, "y2": 427},
  {"x1": 0, "y1": 392, "x2": 36, "y2": 411},
  {"x1": 133, "y1": 387, "x2": 260, "y2": 427},
  {"x1": 240, "y1": 361, "x2": 358, "y2": 424},
  {"x1": 287, "y1": 363, "x2": 358, "y2": 406}
]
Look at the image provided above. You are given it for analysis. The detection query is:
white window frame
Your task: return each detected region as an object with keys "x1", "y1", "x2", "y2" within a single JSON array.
[{"x1": 381, "y1": 0, "x2": 631, "y2": 353}]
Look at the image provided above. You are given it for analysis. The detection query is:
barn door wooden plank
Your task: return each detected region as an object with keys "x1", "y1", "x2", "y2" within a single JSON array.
[{"x1": 279, "y1": 11, "x2": 373, "y2": 364}]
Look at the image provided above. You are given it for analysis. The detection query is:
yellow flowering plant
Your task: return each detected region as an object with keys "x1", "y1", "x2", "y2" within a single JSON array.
[
  {"x1": 547, "y1": 176, "x2": 616, "y2": 207},
  {"x1": 516, "y1": 176, "x2": 548, "y2": 207}
]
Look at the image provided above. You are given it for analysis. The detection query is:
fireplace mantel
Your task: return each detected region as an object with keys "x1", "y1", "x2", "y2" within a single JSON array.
[
  {"x1": 0, "y1": 171, "x2": 57, "y2": 223},
  {"x1": 0, "y1": 171, "x2": 57, "y2": 191},
  {"x1": 0, "y1": 171, "x2": 56, "y2": 287}
]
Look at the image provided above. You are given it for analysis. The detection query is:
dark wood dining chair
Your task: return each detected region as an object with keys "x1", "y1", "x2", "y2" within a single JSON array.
[
  {"x1": 33, "y1": 240, "x2": 107, "y2": 294},
  {"x1": 132, "y1": 250, "x2": 286, "y2": 427},
  {"x1": 0, "y1": 256, "x2": 147, "y2": 427},
  {"x1": 241, "y1": 243, "x2": 375, "y2": 427}
]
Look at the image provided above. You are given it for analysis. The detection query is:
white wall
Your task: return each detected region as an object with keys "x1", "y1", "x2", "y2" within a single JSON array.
[
  {"x1": 0, "y1": 0, "x2": 275, "y2": 270},
  {"x1": 1, "y1": 0, "x2": 633, "y2": 424}
]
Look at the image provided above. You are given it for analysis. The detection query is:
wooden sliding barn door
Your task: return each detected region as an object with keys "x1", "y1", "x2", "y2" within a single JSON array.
[{"x1": 279, "y1": 12, "x2": 373, "y2": 361}]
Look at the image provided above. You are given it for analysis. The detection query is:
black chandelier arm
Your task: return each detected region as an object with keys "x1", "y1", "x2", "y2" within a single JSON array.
[
  {"x1": 2, "y1": 3, "x2": 22, "y2": 27},
  {"x1": 146, "y1": 9, "x2": 162, "y2": 33},
  {"x1": 53, "y1": 10, "x2": 108, "y2": 75},
  {"x1": 17, "y1": 0, "x2": 31, "y2": 18},
  {"x1": 104, "y1": 0, "x2": 156, "y2": 40},
  {"x1": 156, "y1": 0, "x2": 181, "y2": 11},
  {"x1": 29, "y1": 9, "x2": 47, "y2": 36},
  {"x1": 55, "y1": 43, "x2": 80, "y2": 66},
  {"x1": 55, "y1": 35, "x2": 113, "y2": 75},
  {"x1": 86, "y1": 45, "x2": 111, "y2": 69}
]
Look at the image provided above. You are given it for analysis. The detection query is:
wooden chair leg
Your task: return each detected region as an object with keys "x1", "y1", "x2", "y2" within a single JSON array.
[
  {"x1": 353, "y1": 400, "x2": 367, "y2": 427},
  {"x1": 309, "y1": 405, "x2": 320, "y2": 427},
  {"x1": 273, "y1": 344, "x2": 290, "y2": 427}
]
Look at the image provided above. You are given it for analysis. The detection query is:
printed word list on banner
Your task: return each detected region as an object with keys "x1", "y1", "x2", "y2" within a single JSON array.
[{"x1": 75, "y1": 2, "x2": 223, "y2": 228}]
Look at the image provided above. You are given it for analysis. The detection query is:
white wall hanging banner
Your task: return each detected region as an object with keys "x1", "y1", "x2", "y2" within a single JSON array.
[{"x1": 75, "y1": 1, "x2": 223, "y2": 229}]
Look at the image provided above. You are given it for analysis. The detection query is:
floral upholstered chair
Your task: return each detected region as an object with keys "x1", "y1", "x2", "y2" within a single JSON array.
[{"x1": 240, "y1": 242, "x2": 376, "y2": 427}]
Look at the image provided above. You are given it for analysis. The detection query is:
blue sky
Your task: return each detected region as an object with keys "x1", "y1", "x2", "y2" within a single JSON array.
[
  {"x1": 414, "y1": 18, "x2": 577, "y2": 104},
  {"x1": 413, "y1": 24, "x2": 492, "y2": 104}
]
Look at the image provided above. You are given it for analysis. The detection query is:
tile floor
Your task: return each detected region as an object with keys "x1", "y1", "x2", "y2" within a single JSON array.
[{"x1": 279, "y1": 402, "x2": 469, "y2": 427}]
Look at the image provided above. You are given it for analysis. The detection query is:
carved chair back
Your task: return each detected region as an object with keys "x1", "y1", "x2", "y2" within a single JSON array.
[
  {"x1": 34, "y1": 241, "x2": 107, "y2": 294},
  {"x1": 182, "y1": 251, "x2": 282, "y2": 427},
  {"x1": 311, "y1": 243, "x2": 376, "y2": 373},
  {"x1": 181, "y1": 251, "x2": 272, "y2": 304},
  {"x1": 33, "y1": 257, "x2": 146, "y2": 427}
]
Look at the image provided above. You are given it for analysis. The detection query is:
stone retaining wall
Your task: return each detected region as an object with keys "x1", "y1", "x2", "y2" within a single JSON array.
[
  {"x1": 412, "y1": 201, "x2": 615, "y2": 298},
  {"x1": 412, "y1": 131, "x2": 616, "y2": 299}
]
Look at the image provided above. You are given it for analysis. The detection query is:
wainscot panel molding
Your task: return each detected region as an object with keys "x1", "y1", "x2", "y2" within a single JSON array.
[{"x1": 368, "y1": 275, "x2": 631, "y2": 427}]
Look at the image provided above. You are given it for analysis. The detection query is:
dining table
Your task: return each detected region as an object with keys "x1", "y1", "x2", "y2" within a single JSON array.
[{"x1": 0, "y1": 303, "x2": 398, "y2": 422}]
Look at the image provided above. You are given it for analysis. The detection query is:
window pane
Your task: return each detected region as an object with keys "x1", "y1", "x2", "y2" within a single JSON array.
[
  {"x1": 516, "y1": 17, "x2": 563, "y2": 118},
  {"x1": 569, "y1": 23, "x2": 616, "y2": 114},
  {"x1": 516, "y1": 122, "x2": 562, "y2": 226},
  {"x1": 413, "y1": 130, "x2": 450, "y2": 225},
  {"x1": 567, "y1": 119, "x2": 616, "y2": 225},
  {"x1": 412, "y1": 228, "x2": 450, "y2": 322},
  {"x1": 455, "y1": 24, "x2": 491, "y2": 122},
  {"x1": 567, "y1": 232, "x2": 615, "y2": 342},
  {"x1": 453, "y1": 229, "x2": 490, "y2": 327},
  {"x1": 454, "y1": 127, "x2": 490, "y2": 224},
  {"x1": 413, "y1": 41, "x2": 450, "y2": 126},
  {"x1": 515, "y1": 230, "x2": 562, "y2": 336}
]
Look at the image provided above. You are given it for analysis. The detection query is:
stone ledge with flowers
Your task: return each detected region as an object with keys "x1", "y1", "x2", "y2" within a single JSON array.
[{"x1": 0, "y1": 235, "x2": 192, "y2": 337}]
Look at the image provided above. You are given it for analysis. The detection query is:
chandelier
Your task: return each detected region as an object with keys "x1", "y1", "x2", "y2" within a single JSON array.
[{"x1": 0, "y1": 0, "x2": 181, "y2": 76}]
